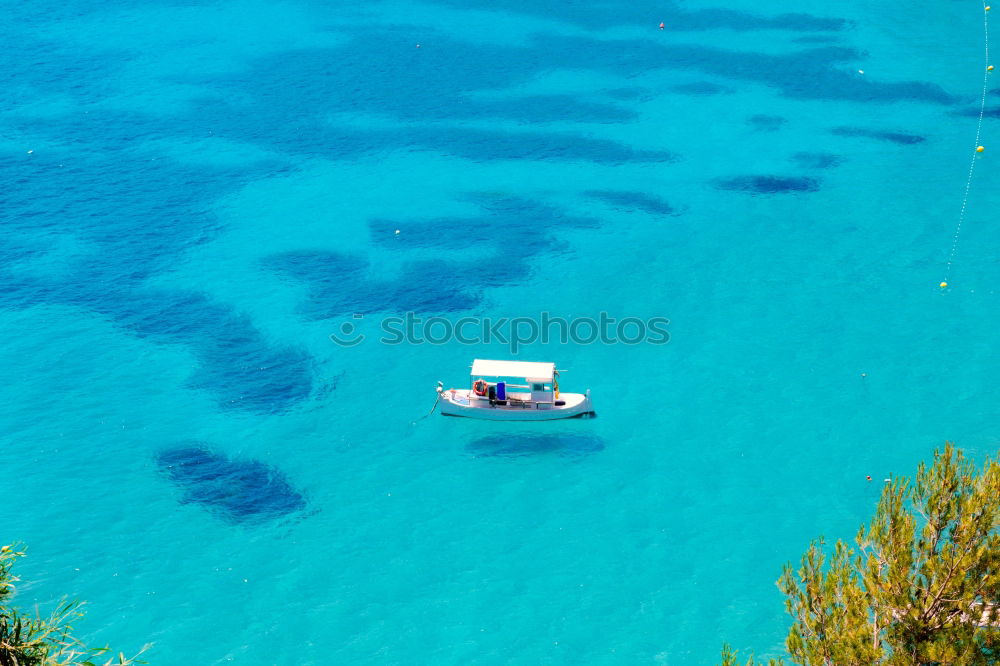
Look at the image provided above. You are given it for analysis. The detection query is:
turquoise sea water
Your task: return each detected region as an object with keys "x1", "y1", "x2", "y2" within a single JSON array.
[{"x1": 3, "y1": 0, "x2": 1000, "y2": 663}]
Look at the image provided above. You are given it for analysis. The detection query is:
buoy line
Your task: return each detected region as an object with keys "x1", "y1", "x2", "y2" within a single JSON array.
[{"x1": 941, "y1": 3, "x2": 992, "y2": 289}]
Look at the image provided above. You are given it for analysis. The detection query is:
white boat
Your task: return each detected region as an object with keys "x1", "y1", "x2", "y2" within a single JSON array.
[{"x1": 437, "y1": 359, "x2": 594, "y2": 420}]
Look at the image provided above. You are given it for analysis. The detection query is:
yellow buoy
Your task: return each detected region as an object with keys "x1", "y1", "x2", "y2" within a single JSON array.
[
  {"x1": 989, "y1": 65, "x2": 995, "y2": 71},
  {"x1": 940, "y1": 281, "x2": 948, "y2": 288},
  {"x1": 977, "y1": 146, "x2": 986, "y2": 152}
]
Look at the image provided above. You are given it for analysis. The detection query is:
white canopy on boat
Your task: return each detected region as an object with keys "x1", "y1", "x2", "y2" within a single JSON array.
[{"x1": 470, "y1": 359, "x2": 555, "y2": 381}]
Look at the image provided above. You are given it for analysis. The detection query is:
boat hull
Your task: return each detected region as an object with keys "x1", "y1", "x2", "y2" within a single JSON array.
[{"x1": 438, "y1": 390, "x2": 593, "y2": 421}]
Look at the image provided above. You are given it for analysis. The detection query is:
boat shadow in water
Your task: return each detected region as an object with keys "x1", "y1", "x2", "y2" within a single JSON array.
[
  {"x1": 466, "y1": 433, "x2": 605, "y2": 459},
  {"x1": 156, "y1": 444, "x2": 306, "y2": 524}
]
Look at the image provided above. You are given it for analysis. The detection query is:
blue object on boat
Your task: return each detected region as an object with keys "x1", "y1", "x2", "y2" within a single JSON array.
[{"x1": 496, "y1": 381, "x2": 506, "y2": 401}]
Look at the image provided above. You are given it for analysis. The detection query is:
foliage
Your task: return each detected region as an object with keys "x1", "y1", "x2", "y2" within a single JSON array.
[
  {"x1": 0, "y1": 544, "x2": 147, "y2": 666},
  {"x1": 720, "y1": 443, "x2": 1000, "y2": 665}
]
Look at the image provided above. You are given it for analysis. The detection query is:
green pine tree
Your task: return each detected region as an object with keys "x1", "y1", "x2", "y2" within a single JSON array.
[
  {"x1": 0, "y1": 543, "x2": 147, "y2": 665},
  {"x1": 721, "y1": 443, "x2": 1000, "y2": 665}
]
